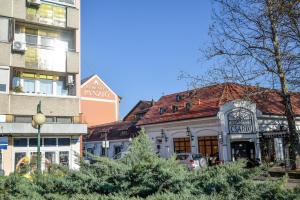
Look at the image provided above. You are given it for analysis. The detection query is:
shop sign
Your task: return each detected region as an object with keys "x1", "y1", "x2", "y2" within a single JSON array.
[{"x1": 228, "y1": 109, "x2": 254, "y2": 134}]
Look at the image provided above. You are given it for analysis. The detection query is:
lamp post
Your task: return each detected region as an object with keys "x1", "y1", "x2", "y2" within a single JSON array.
[{"x1": 32, "y1": 101, "x2": 46, "y2": 172}]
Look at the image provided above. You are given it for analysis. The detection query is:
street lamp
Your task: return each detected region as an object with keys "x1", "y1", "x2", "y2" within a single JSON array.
[
  {"x1": 32, "y1": 101, "x2": 46, "y2": 172},
  {"x1": 186, "y1": 127, "x2": 194, "y2": 141}
]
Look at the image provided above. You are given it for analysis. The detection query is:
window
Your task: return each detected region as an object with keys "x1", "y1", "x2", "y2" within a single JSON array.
[
  {"x1": 40, "y1": 79, "x2": 53, "y2": 95},
  {"x1": 0, "y1": 67, "x2": 9, "y2": 93},
  {"x1": 159, "y1": 107, "x2": 166, "y2": 115},
  {"x1": 198, "y1": 136, "x2": 219, "y2": 157},
  {"x1": 185, "y1": 103, "x2": 192, "y2": 112},
  {"x1": 58, "y1": 138, "x2": 70, "y2": 146},
  {"x1": 56, "y1": 117, "x2": 72, "y2": 124},
  {"x1": 101, "y1": 147, "x2": 106, "y2": 156},
  {"x1": 14, "y1": 116, "x2": 32, "y2": 123},
  {"x1": 56, "y1": 81, "x2": 68, "y2": 96},
  {"x1": 176, "y1": 95, "x2": 182, "y2": 102},
  {"x1": 172, "y1": 105, "x2": 178, "y2": 113},
  {"x1": 13, "y1": 138, "x2": 28, "y2": 147},
  {"x1": 23, "y1": 79, "x2": 35, "y2": 93},
  {"x1": 45, "y1": 152, "x2": 56, "y2": 170},
  {"x1": 44, "y1": 138, "x2": 57, "y2": 147},
  {"x1": 29, "y1": 138, "x2": 43, "y2": 147},
  {"x1": 46, "y1": 116, "x2": 55, "y2": 123},
  {"x1": 43, "y1": 0, "x2": 75, "y2": 6},
  {"x1": 26, "y1": 34, "x2": 38, "y2": 45},
  {"x1": 173, "y1": 138, "x2": 191, "y2": 153},
  {"x1": 59, "y1": 151, "x2": 69, "y2": 166},
  {"x1": 14, "y1": 152, "x2": 26, "y2": 170}
]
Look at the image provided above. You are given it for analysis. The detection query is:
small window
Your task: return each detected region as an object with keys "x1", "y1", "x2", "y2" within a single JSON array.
[
  {"x1": 176, "y1": 95, "x2": 182, "y2": 102},
  {"x1": 58, "y1": 138, "x2": 70, "y2": 146},
  {"x1": 172, "y1": 105, "x2": 178, "y2": 113},
  {"x1": 23, "y1": 79, "x2": 35, "y2": 93},
  {"x1": 14, "y1": 116, "x2": 32, "y2": 123},
  {"x1": 29, "y1": 138, "x2": 43, "y2": 147},
  {"x1": 46, "y1": 117, "x2": 55, "y2": 123},
  {"x1": 14, "y1": 138, "x2": 28, "y2": 147},
  {"x1": 59, "y1": 151, "x2": 69, "y2": 166},
  {"x1": 56, "y1": 117, "x2": 72, "y2": 124},
  {"x1": 159, "y1": 107, "x2": 166, "y2": 115},
  {"x1": 185, "y1": 103, "x2": 192, "y2": 112},
  {"x1": 44, "y1": 138, "x2": 57, "y2": 147}
]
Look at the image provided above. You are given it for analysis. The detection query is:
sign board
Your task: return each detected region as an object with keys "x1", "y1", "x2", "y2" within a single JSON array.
[
  {"x1": 102, "y1": 141, "x2": 109, "y2": 148},
  {"x1": 228, "y1": 109, "x2": 254, "y2": 134},
  {"x1": 0, "y1": 137, "x2": 8, "y2": 150}
]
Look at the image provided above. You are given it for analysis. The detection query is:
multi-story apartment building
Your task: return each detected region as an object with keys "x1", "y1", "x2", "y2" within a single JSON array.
[{"x1": 0, "y1": 0, "x2": 86, "y2": 175}]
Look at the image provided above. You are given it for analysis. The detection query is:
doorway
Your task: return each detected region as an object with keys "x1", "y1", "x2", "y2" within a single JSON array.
[{"x1": 231, "y1": 141, "x2": 255, "y2": 161}]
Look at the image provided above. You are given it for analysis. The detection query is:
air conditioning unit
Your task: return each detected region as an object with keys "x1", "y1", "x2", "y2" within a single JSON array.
[
  {"x1": 67, "y1": 75, "x2": 74, "y2": 86},
  {"x1": 12, "y1": 41, "x2": 26, "y2": 53},
  {"x1": 27, "y1": 0, "x2": 41, "y2": 6}
]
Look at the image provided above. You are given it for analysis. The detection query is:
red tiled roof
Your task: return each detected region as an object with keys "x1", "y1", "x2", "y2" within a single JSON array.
[
  {"x1": 137, "y1": 83, "x2": 300, "y2": 126},
  {"x1": 123, "y1": 100, "x2": 154, "y2": 122},
  {"x1": 84, "y1": 121, "x2": 138, "y2": 142}
]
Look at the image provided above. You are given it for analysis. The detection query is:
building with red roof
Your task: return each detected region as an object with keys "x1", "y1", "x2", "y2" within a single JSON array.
[{"x1": 138, "y1": 83, "x2": 300, "y2": 166}]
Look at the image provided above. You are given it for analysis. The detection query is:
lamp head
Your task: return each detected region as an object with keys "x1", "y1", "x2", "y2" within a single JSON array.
[{"x1": 33, "y1": 113, "x2": 46, "y2": 126}]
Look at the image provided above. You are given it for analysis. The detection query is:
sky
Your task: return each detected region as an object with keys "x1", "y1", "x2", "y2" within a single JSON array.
[{"x1": 81, "y1": 0, "x2": 213, "y2": 118}]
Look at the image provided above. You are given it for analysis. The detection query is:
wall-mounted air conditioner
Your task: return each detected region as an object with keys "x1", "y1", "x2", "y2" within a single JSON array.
[
  {"x1": 27, "y1": 0, "x2": 41, "y2": 7},
  {"x1": 67, "y1": 75, "x2": 74, "y2": 86},
  {"x1": 12, "y1": 33, "x2": 26, "y2": 53}
]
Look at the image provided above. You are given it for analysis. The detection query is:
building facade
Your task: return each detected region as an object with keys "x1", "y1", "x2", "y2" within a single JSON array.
[
  {"x1": 0, "y1": 0, "x2": 87, "y2": 175},
  {"x1": 138, "y1": 83, "x2": 300, "y2": 167},
  {"x1": 84, "y1": 100, "x2": 153, "y2": 159},
  {"x1": 80, "y1": 74, "x2": 120, "y2": 127}
]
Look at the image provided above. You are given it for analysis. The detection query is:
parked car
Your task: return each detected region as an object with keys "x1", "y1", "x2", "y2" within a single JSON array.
[{"x1": 176, "y1": 153, "x2": 207, "y2": 170}]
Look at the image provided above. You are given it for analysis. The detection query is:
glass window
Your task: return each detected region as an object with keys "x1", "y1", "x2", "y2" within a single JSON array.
[
  {"x1": 56, "y1": 81, "x2": 68, "y2": 96},
  {"x1": 46, "y1": 116, "x2": 55, "y2": 123},
  {"x1": 58, "y1": 138, "x2": 70, "y2": 146},
  {"x1": 14, "y1": 152, "x2": 27, "y2": 170},
  {"x1": 14, "y1": 116, "x2": 32, "y2": 123},
  {"x1": 0, "y1": 17, "x2": 9, "y2": 42},
  {"x1": 0, "y1": 68, "x2": 9, "y2": 93},
  {"x1": 40, "y1": 36, "x2": 55, "y2": 48},
  {"x1": 198, "y1": 136, "x2": 219, "y2": 157},
  {"x1": 59, "y1": 151, "x2": 69, "y2": 166},
  {"x1": 13, "y1": 138, "x2": 27, "y2": 147},
  {"x1": 56, "y1": 117, "x2": 72, "y2": 124},
  {"x1": 23, "y1": 79, "x2": 35, "y2": 93},
  {"x1": 29, "y1": 138, "x2": 43, "y2": 147},
  {"x1": 45, "y1": 152, "x2": 56, "y2": 170},
  {"x1": 40, "y1": 79, "x2": 53, "y2": 95},
  {"x1": 44, "y1": 138, "x2": 57, "y2": 147},
  {"x1": 26, "y1": 34, "x2": 38, "y2": 45},
  {"x1": 173, "y1": 138, "x2": 191, "y2": 153}
]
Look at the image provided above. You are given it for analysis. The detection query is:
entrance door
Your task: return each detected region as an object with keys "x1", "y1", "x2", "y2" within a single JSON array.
[{"x1": 231, "y1": 141, "x2": 255, "y2": 161}]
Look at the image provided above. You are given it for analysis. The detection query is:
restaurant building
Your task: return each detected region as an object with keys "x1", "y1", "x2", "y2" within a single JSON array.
[
  {"x1": 0, "y1": 0, "x2": 86, "y2": 175},
  {"x1": 138, "y1": 83, "x2": 300, "y2": 166}
]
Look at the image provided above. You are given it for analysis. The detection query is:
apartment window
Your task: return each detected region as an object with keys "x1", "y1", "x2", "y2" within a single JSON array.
[
  {"x1": 44, "y1": 138, "x2": 57, "y2": 147},
  {"x1": 40, "y1": 79, "x2": 53, "y2": 95},
  {"x1": 56, "y1": 117, "x2": 72, "y2": 124},
  {"x1": 23, "y1": 79, "x2": 35, "y2": 93},
  {"x1": 26, "y1": 34, "x2": 38, "y2": 45},
  {"x1": 173, "y1": 138, "x2": 191, "y2": 153},
  {"x1": 0, "y1": 67, "x2": 9, "y2": 93},
  {"x1": 198, "y1": 136, "x2": 219, "y2": 157},
  {"x1": 13, "y1": 138, "x2": 28, "y2": 147},
  {"x1": 56, "y1": 80, "x2": 68, "y2": 96},
  {"x1": 58, "y1": 138, "x2": 70, "y2": 146},
  {"x1": 14, "y1": 116, "x2": 32, "y2": 123}
]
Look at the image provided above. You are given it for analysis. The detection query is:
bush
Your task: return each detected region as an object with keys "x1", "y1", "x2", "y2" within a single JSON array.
[{"x1": 0, "y1": 129, "x2": 299, "y2": 199}]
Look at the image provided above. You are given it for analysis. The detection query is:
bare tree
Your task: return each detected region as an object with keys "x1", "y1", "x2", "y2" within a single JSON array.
[{"x1": 192, "y1": 0, "x2": 300, "y2": 169}]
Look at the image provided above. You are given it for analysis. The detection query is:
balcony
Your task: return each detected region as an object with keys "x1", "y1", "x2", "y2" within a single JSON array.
[
  {"x1": 26, "y1": 2, "x2": 79, "y2": 29},
  {"x1": 0, "y1": 122, "x2": 87, "y2": 135},
  {"x1": 11, "y1": 33, "x2": 79, "y2": 73}
]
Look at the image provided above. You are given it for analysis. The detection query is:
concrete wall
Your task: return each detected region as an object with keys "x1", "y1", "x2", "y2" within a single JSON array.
[
  {"x1": 67, "y1": 7, "x2": 79, "y2": 29},
  {"x1": 0, "y1": 0, "x2": 13, "y2": 17},
  {"x1": 0, "y1": 0, "x2": 26, "y2": 19},
  {"x1": 9, "y1": 94, "x2": 80, "y2": 116},
  {"x1": 0, "y1": 43, "x2": 11, "y2": 66},
  {"x1": 66, "y1": 52, "x2": 79, "y2": 73}
]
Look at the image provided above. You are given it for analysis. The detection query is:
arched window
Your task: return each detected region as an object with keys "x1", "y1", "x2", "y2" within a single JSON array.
[{"x1": 227, "y1": 109, "x2": 254, "y2": 134}]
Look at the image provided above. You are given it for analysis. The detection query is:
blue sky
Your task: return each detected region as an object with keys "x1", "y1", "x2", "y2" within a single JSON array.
[{"x1": 81, "y1": 0, "x2": 212, "y2": 118}]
